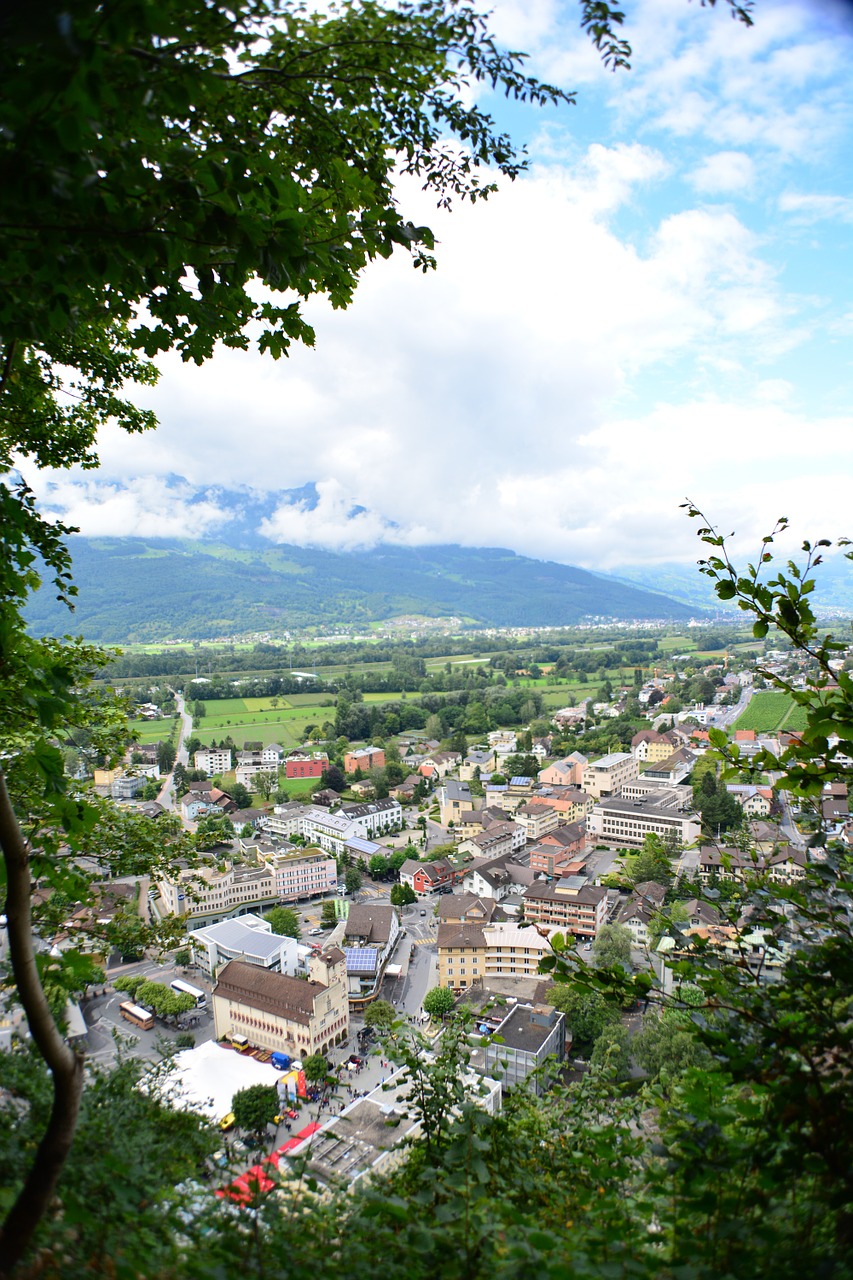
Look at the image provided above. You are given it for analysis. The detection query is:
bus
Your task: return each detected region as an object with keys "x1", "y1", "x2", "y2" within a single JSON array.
[
  {"x1": 170, "y1": 979, "x2": 207, "y2": 1009},
  {"x1": 119, "y1": 1001, "x2": 155, "y2": 1031}
]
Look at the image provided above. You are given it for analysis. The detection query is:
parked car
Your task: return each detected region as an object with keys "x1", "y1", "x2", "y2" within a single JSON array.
[{"x1": 307, "y1": 927, "x2": 323, "y2": 936}]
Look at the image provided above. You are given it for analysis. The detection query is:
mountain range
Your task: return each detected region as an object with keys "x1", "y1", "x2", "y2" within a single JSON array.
[{"x1": 26, "y1": 536, "x2": 702, "y2": 643}]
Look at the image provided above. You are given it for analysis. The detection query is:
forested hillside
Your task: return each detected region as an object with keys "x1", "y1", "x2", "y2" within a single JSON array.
[{"x1": 25, "y1": 538, "x2": 696, "y2": 641}]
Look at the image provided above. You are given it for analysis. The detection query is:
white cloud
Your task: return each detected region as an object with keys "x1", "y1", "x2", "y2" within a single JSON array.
[
  {"x1": 779, "y1": 192, "x2": 853, "y2": 221},
  {"x1": 689, "y1": 150, "x2": 755, "y2": 194},
  {"x1": 35, "y1": 476, "x2": 229, "y2": 539}
]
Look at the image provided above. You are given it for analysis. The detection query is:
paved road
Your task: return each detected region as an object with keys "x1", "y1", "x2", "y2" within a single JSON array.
[
  {"x1": 156, "y1": 691, "x2": 192, "y2": 812},
  {"x1": 83, "y1": 957, "x2": 215, "y2": 1066}
]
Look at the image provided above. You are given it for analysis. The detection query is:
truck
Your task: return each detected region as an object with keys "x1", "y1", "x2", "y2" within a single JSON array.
[{"x1": 270, "y1": 1051, "x2": 291, "y2": 1071}]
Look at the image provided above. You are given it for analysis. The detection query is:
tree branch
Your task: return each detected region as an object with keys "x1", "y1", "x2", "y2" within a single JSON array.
[{"x1": 0, "y1": 767, "x2": 85, "y2": 1278}]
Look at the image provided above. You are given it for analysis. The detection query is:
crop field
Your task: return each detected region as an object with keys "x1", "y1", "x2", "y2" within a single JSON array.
[{"x1": 733, "y1": 691, "x2": 808, "y2": 733}]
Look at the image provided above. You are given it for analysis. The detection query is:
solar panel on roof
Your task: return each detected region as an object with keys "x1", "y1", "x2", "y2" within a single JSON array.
[
  {"x1": 510, "y1": 776, "x2": 533, "y2": 786},
  {"x1": 344, "y1": 947, "x2": 378, "y2": 973}
]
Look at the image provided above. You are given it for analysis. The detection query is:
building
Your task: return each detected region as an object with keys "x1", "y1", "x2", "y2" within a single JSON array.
[
  {"x1": 456, "y1": 822, "x2": 525, "y2": 862},
  {"x1": 528, "y1": 825, "x2": 587, "y2": 876},
  {"x1": 342, "y1": 904, "x2": 401, "y2": 999},
  {"x1": 696, "y1": 845, "x2": 807, "y2": 885},
  {"x1": 642, "y1": 748, "x2": 696, "y2": 785},
  {"x1": 399, "y1": 858, "x2": 455, "y2": 896},
  {"x1": 467, "y1": 1001, "x2": 566, "y2": 1095},
  {"x1": 616, "y1": 882, "x2": 668, "y2": 945},
  {"x1": 438, "y1": 779, "x2": 473, "y2": 826},
  {"x1": 522, "y1": 877, "x2": 608, "y2": 939},
  {"x1": 188, "y1": 913, "x2": 301, "y2": 976},
  {"x1": 527, "y1": 787, "x2": 594, "y2": 824},
  {"x1": 438, "y1": 919, "x2": 562, "y2": 991},
  {"x1": 461, "y1": 852, "x2": 535, "y2": 902},
  {"x1": 158, "y1": 861, "x2": 278, "y2": 926},
  {"x1": 212, "y1": 952, "x2": 349, "y2": 1058},
  {"x1": 538, "y1": 753, "x2": 587, "y2": 787},
  {"x1": 343, "y1": 746, "x2": 386, "y2": 774},
  {"x1": 513, "y1": 804, "x2": 560, "y2": 842},
  {"x1": 587, "y1": 793, "x2": 701, "y2": 849},
  {"x1": 582, "y1": 752, "x2": 640, "y2": 800},
  {"x1": 110, "y1": 772, "x2": 146, "y2": 800},
  {"x1": 251, "y1": 842, "x2": 338, "y2": 902},
  {"x1": 339, "y1": 797, "x2": 402, "y2": 838},
  {"x1": 194, "y1": 747, "x2": 233, "y2": 774},
  {"x1": 630, "y1": 730, "x2": 679, "y2": 763},
  {"x1": 285, "y1": 752, "x2": 329, "y2": 779}
]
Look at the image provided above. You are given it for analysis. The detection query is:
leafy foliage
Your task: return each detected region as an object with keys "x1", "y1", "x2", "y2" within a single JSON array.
[
  {"x1": 264, "y1": 907, "x2": 301, "y2": 939},
  {"x1": 231, "y1": 1083, "x2": 279, "y2": 1135}
]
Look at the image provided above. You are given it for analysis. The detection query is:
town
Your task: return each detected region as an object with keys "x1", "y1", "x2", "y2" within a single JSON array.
[{"x1": 10, "y1": 621, "x2": 847, "y2": 1204}]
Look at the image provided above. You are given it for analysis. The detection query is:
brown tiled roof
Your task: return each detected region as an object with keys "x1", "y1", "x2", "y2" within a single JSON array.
[
  {"x1": 343, "y1": 904, "x2": 396, "y2": 944},
  {"x1": 437, "y1": 921, "x2": 486, "y2": 949},
  {"x1": 214, "y1": 960, "x2": 324, "y2": 1026}
]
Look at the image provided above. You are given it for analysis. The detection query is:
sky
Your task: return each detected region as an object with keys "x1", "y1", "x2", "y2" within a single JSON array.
[{"x1": 30, "y1": 0, "x2": 853, "y2": 577}]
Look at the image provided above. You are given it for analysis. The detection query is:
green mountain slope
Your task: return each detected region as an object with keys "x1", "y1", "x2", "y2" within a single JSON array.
[{"x1": 26, "y1": 538, "x2": 697, "y2": 642}]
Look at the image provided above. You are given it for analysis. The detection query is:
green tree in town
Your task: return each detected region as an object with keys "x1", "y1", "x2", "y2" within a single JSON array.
[
  {"x1": 264, "y1": 907, "x2": 301, "y2": 940},
  {"x1": 363, "y1": 1000, "x2": 397, "y2": 1034},
  {"x1": 231, "y1": 1084, "x2": 279, "y2": 1137},
  {"x1": 422, "y1": 986, "x2": 455, "y2": 1021},
  {"x1": 590, "y1": 1021, "x2": 633, "y2": 1082},
  {"x1": 369, "y1": 854, "x2": 391, "y2": 879},
  {"x1": 345, "y1": 867, "x2": 363, "y2": 895},
  {"x1": 591, "y1": 923, "x2": 633, "y2": 971},
  {"x1": 548, "y1": 982, "x2": 621, "y2": 1056},
  {"x1": 229, "y1": 782, "x2": 252, "y2": 811},
  {"x1": 391, "y1": 883, "x2": 417, "y2": 908},
  {"x1": 302, "y1": 1053, "x2": 329, "y2": 1086},
  {"x1": 321, "y1": 901, "x2": 339, "y2": 929}
]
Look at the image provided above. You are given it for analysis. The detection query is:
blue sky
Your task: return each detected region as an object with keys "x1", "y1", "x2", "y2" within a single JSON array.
[{"x1": 31, "y1": 0, "x2": 853, "y2": 578}]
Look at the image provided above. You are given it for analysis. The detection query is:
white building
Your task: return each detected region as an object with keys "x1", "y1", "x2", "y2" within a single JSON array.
[{"x1": 194, "y1": 747, "x2": 233, "y2": 774}]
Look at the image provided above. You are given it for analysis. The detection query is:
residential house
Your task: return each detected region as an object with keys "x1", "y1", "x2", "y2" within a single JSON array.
[
  {"x1": 726, "y1": 784, "x2": 774, "y2": 817},
  {"x1": 513, "y1": 803, "x2": 559, "y2": 842},
  {"x1": 461, "y1": 852, "x2": 535, "y2": 902},
  {"x1": 438, "y1": 779, "x2": 473, "y2": 826},
  {"x1": 527, "y1": 787, "x2": 594, "y2": 824},
  {"x1": 285, "y1": 752, "x2": 329, "y2": 779},
  {"x1": 398, "y1": 858, "x2": 455, "y2": 896},
  {"x1": 537, "y1": 753, "x2": 588, "y2": 787},
  {"x1": 642, "y1": 748, "x2": 697, "y2": 785},
  {"x1": 456, "y1": 822, "x2": 525, "y2": 863},
  {"x1": 630, "y1": 730, "x2": 679, "y2": 763},
  {"x1": 528, "y1": 825, "x2": 587, "y2": 876},
  {"x1": 342, "y1": 904, "x2": 401, "y2": 997}
]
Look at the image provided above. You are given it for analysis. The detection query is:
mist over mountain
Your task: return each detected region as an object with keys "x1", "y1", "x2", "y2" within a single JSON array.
[{"x1": 26, "y1": 535, "x2": 698, "y2": 643}]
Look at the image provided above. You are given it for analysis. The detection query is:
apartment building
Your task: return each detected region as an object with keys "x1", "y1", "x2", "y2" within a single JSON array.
[
  {"x1": 513, "y1": 804, "x2": 560, "y2": 842},
  {"x1": 253, "y1": 843, "x2": 338, "y2": 902},
  {"x1": 587, "y1": 794, "x2": 701, "y2": 849},
  {"x1": 521, "y1": 877, "x2": 608, "y2": 940},
  {"x1": 438, "y1": 919, "x2": 560, "y2": 990},
  {"x1": 285, "y1": 752, "x2": 329, "y2": 779},
  {"x1": 582, "y1": 752, "x2": 639, "y2": 800},
  {"x1": 194, "y1": 747, "x2": 233, "y2": 774},
  {"x1": 343, "y1": 746, "x2": 386, "y2": 774}
]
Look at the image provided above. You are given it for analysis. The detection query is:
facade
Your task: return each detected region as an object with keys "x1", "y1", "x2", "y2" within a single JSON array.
[
  {"x1": 285, "y1": 752, "x2": 329, "y2": 779},
  {"x1": 697, "y1": 845, "x2": 807, "y2": 884},
  {"x1": 528, "y1": 825, "x2": 587, "y2": 876},
  {"x1": 522, "y1": 877, "x2": 608, "y2": 939},
  {"x1": 399, "y1": 858, "x2": 455, "y2": 895},
  {"x1": 514, "y1": 804, "x2": 560, "y2": 841},
  {"x1": 235, "y1": 761, "x2": 278, "y2": 788},
  {"x1": 212, "y1": 952, "x2": 349, "y2": 1058},
  {"x1": 194, "y1": 747, "x2": 233, "y2": 774},
  {"x1": 456, "y1": 822, "x2": 524, "y2": 862},
  {"x1": 438, "y1": 920, "x2": 561, "y2": 991},
  {"x1": 254, "y1": 843, "x2": 338, "y2": 902},
  {"x1": 538, "y1": 753, "x2": 587, "y2": 787},
  {"x1": 461, "y1": 852, "x2": 535, "y2": 901},
  {"x1": 343, "y1": 746, "x2": 386, "y2": 774},
  {"x1": 158, "y1": 862, "x2": 278, "y2": 925},
  {"x1": 582, "y1": 752, "x2": 640, "y2": 799},
  {"x1": 438, "y1": 779, "x2": 473, "y2": 826},
  {"x1": 340, "y1": 798, "x2": 402, "y2": 838},
  {"x1": 527, "y1": 788, "x2": 594, "y2": 824},
  {"x1": 587, "y1": 795, "x2": 701, "y2": 849}
]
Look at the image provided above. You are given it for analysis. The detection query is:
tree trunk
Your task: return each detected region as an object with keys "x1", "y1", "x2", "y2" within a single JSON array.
[{"x1": 0, "y1": 768, "x2": 85, "y2": 1277}]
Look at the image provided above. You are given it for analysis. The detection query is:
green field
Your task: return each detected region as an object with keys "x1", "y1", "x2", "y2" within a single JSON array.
[
  {"x1": 733, "y1": 691, "x2": 808, "y2": 734},
  {"x1": 127, "y1": 716, "x2": 174, "y2": 744}
]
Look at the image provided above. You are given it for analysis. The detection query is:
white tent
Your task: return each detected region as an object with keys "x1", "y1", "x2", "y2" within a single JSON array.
[{"x1": 166, "y1": 1039, "x2": 282, "y2": 1122}]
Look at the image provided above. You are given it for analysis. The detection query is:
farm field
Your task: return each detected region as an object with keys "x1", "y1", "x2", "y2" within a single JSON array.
[
  {"x1": 127, "y1": 716, "x2": 174, "y2": 744},
  {"x1": 733, "y1": 691, "x2": 808, "y2": 734}
]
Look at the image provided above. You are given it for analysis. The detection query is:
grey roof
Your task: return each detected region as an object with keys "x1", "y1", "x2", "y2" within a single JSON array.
[{"x1": 190, "y1": 916, "x2": 284, "y2": 961}]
